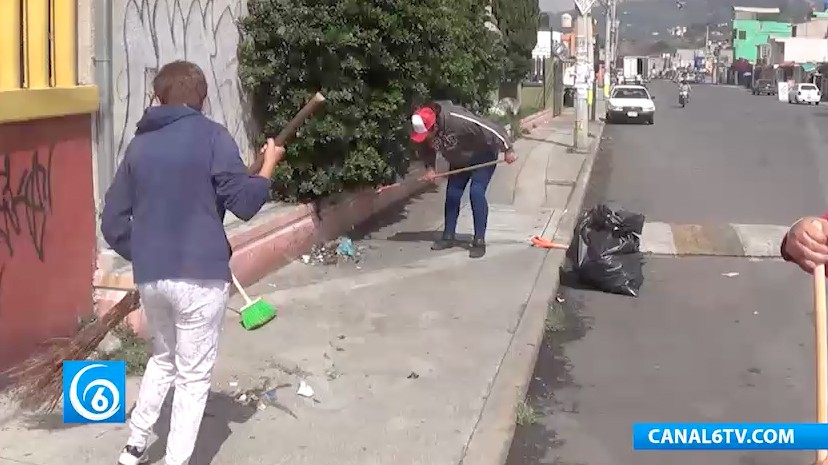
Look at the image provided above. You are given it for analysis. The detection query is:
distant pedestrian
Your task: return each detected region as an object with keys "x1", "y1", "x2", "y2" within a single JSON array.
[
  {"x1": 782, "y1": 216, "x2": 828, "y2": 273},
  {"x1": 101, "y1": 60, "x2": 285, "y2": 465},
  {"x1": 410, "y1": 101, "x2": 517, "y2": 258}
]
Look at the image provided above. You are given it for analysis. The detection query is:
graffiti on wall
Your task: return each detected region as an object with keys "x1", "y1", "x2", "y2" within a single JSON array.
[
  {"x1": 113, "y1": 0, "x2": 253, "y2": 164},
  {"x1": 0, "y1": 115, "x2": 96, "y2": 370},
  {"x1": 0, "y1": 149, "x2": 53, "y2": 262},
  {"x1": 0, "y1": 148, "x2": 54, "y2": 314}
]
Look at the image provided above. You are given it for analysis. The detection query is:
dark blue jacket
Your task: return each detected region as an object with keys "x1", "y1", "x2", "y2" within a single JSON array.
[{"x1": 101, "y1": 105, "x2": 271, "y2": 284}]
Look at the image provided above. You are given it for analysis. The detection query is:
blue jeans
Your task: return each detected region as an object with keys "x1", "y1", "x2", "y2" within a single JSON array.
[{"x1": 443, "y1": 151, "x2": 498, "y2": 240}]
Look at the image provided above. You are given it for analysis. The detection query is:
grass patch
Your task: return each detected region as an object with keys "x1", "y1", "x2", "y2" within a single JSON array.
[
  {"x1": 515, "y1": 399, "x2": 539, "y2": 426},
  {"x1": 545, "y1": 298, "x2": 567, "y2": 333},
  {"x1": 101, "y1": 324, "x2": 150, "y2": 376}
]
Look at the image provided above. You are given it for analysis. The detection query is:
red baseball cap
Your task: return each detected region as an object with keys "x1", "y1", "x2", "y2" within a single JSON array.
[{"x1": 410, "y1": 107, "x2": 437, "y2": 143}]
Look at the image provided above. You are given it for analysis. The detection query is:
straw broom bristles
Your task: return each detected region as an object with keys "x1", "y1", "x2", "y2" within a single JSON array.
[{"x1": 1, "y1": 290, "x2": 141, "y2": 413}]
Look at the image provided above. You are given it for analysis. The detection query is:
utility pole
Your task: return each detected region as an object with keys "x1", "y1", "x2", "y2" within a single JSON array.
[
  {"x1": 603, "y1": 0, "x2": 613, "y2": 97},
  {"x1": 705, "y1": 24, "x2": 710, "y2": 81},
  {"x1": 592, "y1": 30, "x2": 599, "y2": 121},
  {"x1": 613, "y1": 16, "x2": 620, "y2": 70},
  {"x1": 574, "y1": 0, "x2": 595, "y2": 151}
]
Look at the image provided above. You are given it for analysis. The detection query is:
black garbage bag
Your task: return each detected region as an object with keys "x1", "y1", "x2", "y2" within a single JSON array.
[{"x1": 566, "y1": 204, "x2": 646, "y2": 297}]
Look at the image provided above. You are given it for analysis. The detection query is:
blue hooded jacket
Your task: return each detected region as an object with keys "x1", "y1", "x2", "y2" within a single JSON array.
[{"x1": 101, "y1": 105, "x2": 271, "y2": 284}]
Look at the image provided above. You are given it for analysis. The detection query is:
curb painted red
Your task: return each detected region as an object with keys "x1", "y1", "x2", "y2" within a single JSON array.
[{"x1": 95, "y1": 167, "x2": 429, "y2": 336}]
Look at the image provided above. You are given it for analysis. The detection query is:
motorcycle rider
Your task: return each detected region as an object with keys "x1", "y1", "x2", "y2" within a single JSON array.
[{"x1": 679, "y1": 79, "x2": 691, "y2": 103}]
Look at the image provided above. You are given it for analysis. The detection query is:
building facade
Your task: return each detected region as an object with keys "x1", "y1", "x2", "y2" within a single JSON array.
[
  {"x1": 0, "y1": 0, "x2": 257, "y2": 370},
  {"x1": 732, "y1": 6, "x2": 792, "y2": 63},
  {"x1": 0, "y1": 0, "x2": 98, "y2": 369}
]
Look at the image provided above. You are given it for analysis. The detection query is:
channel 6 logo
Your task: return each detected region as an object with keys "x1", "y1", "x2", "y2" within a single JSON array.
[{"x1": 62, "y1": 360, "x2": 126, "y2": 424}]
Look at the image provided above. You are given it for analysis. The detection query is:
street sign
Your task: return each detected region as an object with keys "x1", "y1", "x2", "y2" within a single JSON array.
[{"x1": 575, "y1": 0, "x2": 596, "y2": 15}]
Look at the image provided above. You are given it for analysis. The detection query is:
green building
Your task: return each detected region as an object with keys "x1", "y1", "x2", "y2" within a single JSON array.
[{"x1": 732, "y1": 6, "x2": 792, "y2": 63}]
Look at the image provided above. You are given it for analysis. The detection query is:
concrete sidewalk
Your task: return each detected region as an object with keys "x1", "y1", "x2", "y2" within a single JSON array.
[{"x1": 0, "y1": 107, "x2": 605, "y2": 465}]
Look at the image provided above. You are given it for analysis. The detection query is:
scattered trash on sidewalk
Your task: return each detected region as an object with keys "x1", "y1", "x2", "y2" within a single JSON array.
[
  {"x1": 297, "y1": 380, "x2": 315, "y2": 398},
  {"x1": 555, "y1": 294, "x2": 565, "y2": 303},
  {"x1": 407, "y1": 372, "x2": 420, "y2": 379},
  {"x1": 721, "y1": 272, "x2": 740, "y2": 278},
  {"x1": 300, "y1": 236, "x2": 364, "y2": 266},
  {"x1": 565, "y1": 204, "x2": 645, "y2": 297}
]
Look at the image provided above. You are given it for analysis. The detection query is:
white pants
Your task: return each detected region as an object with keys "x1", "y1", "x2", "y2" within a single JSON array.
[{"x1": 128, "y1": 279, "x2": 229, "y2": 465}]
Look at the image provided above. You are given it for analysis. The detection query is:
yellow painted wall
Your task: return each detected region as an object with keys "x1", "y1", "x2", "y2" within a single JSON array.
[{"x1": 0, "y1": 0, "x2": 98, "y2": 124}]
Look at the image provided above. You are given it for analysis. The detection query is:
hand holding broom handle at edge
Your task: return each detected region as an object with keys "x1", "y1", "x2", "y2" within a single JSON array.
[
  {"x1": 815, "y1": 258, "x2": 828, "y2": 465},
  {"x1": 248, "y1": 92, "x2": 327, "y2": 175}
]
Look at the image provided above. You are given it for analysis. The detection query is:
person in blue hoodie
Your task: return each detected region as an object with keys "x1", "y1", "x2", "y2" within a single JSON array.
[{"x1": 101, "y1": 60, "x2": 284, "y2": 465}]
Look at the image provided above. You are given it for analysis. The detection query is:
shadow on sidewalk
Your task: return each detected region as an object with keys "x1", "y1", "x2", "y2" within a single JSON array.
[
  {"x1": 145, "y1": 390, "x2": 257, "y2": 465},
  {"x1": 347, "y1": 186, "x2": 438, "y2": 241},
  {"x1": 9, "y1": 410, "x2": 89, "y2": 432},
  {"x1": 381, "y1": 231, "x2": 474, "y2": 245}
]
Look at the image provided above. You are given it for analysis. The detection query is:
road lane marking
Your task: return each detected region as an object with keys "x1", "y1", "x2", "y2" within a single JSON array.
[
  {"x1": 640, "y1": 223, "x2": 788, "y2": 257},
  {"x1": 640, "y1": 222, "x2": 676, "y2": 255},
  {"x1": 732, "y1": 224, "x2": 789, "y2": 257}
]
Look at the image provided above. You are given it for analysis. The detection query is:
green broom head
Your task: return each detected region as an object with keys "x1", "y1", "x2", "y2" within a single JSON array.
[{"x1": 239, "y1": 298, "x2": 276, "y2": 330}]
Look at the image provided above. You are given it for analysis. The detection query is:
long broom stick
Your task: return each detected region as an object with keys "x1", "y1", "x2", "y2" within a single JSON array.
[
  {"x1": 814, "y1": 262, "x2": 827, "y2": 464},
  {"x1": 0, "y1": 92, "x2": 326, "y2": 413},
  {"x1": 375, "y1": 158, "x2": 511, "y2": 193}
]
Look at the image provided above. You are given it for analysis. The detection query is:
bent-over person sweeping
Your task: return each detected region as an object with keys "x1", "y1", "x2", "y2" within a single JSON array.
[{"x1": 410, "y1": 101, "x2": 517, "y2": 258}]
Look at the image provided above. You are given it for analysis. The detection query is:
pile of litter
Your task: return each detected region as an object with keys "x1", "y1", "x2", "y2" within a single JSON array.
[{"x1": 300, "y1": 236, "x2": 363, "y2": 266}]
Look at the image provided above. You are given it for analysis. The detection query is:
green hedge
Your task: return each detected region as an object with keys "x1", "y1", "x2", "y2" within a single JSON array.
[
  {"x1": 239, "y1": 0, "x2": 505, "y2": 201},
  {"x1": 492, "y1": 0, "x2": 539, "y2": 84}
]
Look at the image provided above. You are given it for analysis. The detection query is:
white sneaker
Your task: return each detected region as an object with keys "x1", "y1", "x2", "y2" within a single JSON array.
[{"x1": 118, "y1": 445, "x2": 148, "y2": 465}]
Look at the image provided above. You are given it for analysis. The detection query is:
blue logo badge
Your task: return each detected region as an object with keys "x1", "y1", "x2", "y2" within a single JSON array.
[{"x1": 62, "y1": 360, "x2": 126, "y2": 424}]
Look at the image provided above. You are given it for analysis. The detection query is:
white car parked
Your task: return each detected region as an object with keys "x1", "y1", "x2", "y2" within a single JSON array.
[
  {"x1": 606, "y1": 85, "x2": 655, "y2": 124},
  {"x1": 788, "y1": 83, "x2": 822, "y2": 105}
]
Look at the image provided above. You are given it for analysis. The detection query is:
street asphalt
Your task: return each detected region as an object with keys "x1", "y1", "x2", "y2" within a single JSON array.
[{"x1": 506, "y1": 80, "x2": 827, "y2": 465}]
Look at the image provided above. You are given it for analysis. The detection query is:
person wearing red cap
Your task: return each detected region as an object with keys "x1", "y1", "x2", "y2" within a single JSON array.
[
  {"x1": 782, "y1": 215, "x2": 828, "y2": 272},
  {"x1": 410, "y1": 100, "x2": 517, "y2": 258}
]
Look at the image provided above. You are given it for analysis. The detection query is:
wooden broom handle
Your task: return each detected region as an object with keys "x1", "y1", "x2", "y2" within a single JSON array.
[
  {"x1": 273, "y1": 92, "x2": 326, "y2": 146},
  {"x1": 815, "y1": 263, "x2": 828, "y2": 464},
  {"x1": 433, "y1": 159, "x2": 507, "y2": 179},
  {"x1": 231, "y1": 273, "x2": 253, "y2": 305},
  {"x1": 375, "y1": 159, "x2": 510, "y2": 193},
  {"x1": 248, "y1": 92, "x2": 326, "y2": 173}
]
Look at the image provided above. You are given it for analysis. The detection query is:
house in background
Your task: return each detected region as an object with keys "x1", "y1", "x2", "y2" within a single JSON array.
[
  {"x1": 753, "y1": 36, "x2": 828, "y2": 89},
  {"x1": 732, "y1": 6, "x2": 791, "y2": 63},
  {"x1": 530, "y1": 29, "x2": 564, "y2": 81},
  {"x1": 674, "y1": 48, "x2": 700, "y2": 68},
  {"x1": 792, "y1": 15, "x2": 828, "y2": 38}
]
